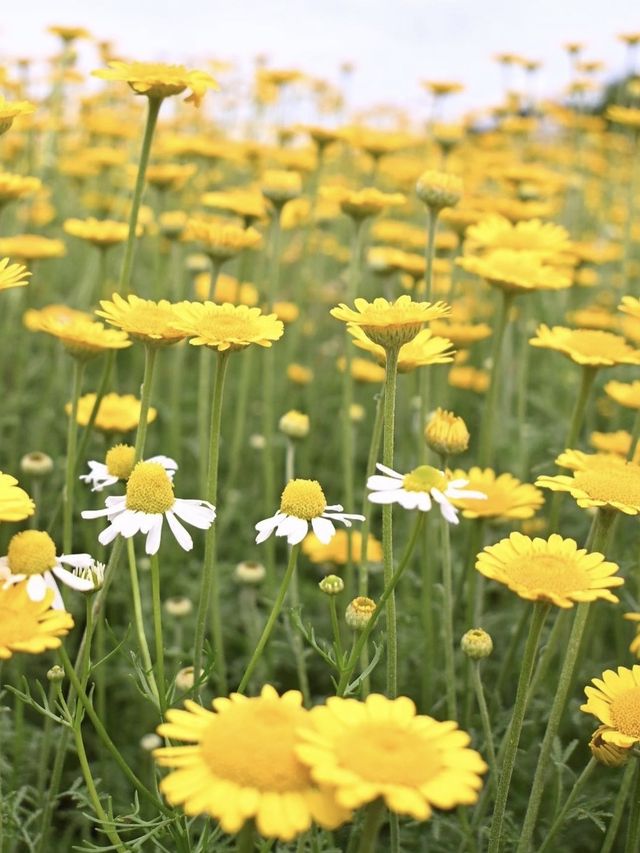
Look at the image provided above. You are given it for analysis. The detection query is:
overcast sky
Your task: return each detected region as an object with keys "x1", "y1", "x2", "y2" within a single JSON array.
[{"x1": 3, "y1": 0, "x2": 638, "y2": 121}]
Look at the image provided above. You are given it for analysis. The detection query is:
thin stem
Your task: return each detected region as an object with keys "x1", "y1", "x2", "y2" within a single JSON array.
[
  {"x1": 329, "y1": 596, "x2": 344, "y2": 664},
  {"x1": 601, "y1": 759, "x2": 636, "y2": 853},
  {"x1": 197, "y1": 258, "x2": 223, "y2": 495},
  {"x1": 486, "y1": 601, "x2": 550, "y2": 853},
  {"x1": 63, "y1": 358, "x2": 85, "y2": 553},
  {"x1": 537, "y1": 758, "x2": 596, "y2": 853},
  {"x1": 424, "y1": 208, "x2": 438, "y2": 302},
  {"x1": 356, "y1": 799, "x2": 386, "y2": 853},
  {"x1": 127, "y1": 538, "x2": 159, "y2": 705},
  {"x1": 118, "y1": 96, "x2": 163, "y2": 294},
  {"x1": 381, "y1": 345, "x2": 400, "y2": 698},
  {"x1": 516, "y1": 509, "x2": 616, "y2": 852},
  {"x1": 150, "y1": 553, "x2": 166, "y2": 713},
  {"x1": 440, "y1": 513, "x2": 457, "y2": 719},
  {"x1": 236, "y1": 821, "x2": 255, "y2": 853},
  {"x1": 358, "y1": 388, "x2": 384, "y2": 596},
  {"x1": 479, "y1": 291, "x2": 514, "y2": 468},
  {"x1": 194, "y1": 350, "x2": 230, "y2": 698},
  {"x1": 471, "y1": 661, "x2": 498, "y2": 798},
  {"x1": 237, "y1": 543, "x2": 301, "y2": 694},
  {"x1": 629, "y1": 407, "x2": 640, "y2": 462},
  {"x1": 134, "y1": 345, "x2": 158, "y2": 463}
]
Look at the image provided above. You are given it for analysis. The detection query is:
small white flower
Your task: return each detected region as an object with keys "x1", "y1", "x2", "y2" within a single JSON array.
[
  {"x1": 82, "y1": 460, "x2": 215, "y2": 555},
  {"x1": 255, "y1": 478, "x2": 365, "y2": 545},
  {"x1": 80, "y1": 443, "x2": 177, "y2": 492},
  {"x1": 0, "y1": 529, "x2": 96, "y2": 610},
  {"x1": 367, "y1": 463, "x2": 486, "y2": 524}
]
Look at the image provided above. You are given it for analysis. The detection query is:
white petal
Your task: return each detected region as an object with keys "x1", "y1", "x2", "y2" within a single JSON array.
[
  {"x1": 98, "y1": 524, "x2": 120, "y2": 546},
  {"x1": 172, "y1": 499, "x2": 216, "y2": 529},
  {"x1": 286, "y1": 517, "x2": 310, "y2": 545},
  {"x1": 82, "y1": 506, "x2": 115, "y2": 520},
  {"x1": 367, "y1": 475, "x2": 404, "y2": 491},
  {"x1": 52, "y1": 565, "x2": 94, "y2": 592},
  {"x1": 397, "y1": 491, "x2": 421, "y2": 510},
  {"x1": 26, "y1": 574, "x2": 48, "y2": 601},
  {"x1": 165, "y1": 510, "x2": 194, "y2": 551},
  {"x1": 416, "y1": 494, "x2": 432, "y2": 511},
  {"x1": 145, "y1": 516, "x2": 164, "y2": 555},
  {"x1": 43, "y1": 573, "x2": 65, "y2": 610},
  {"x1": 324, "y1": 503, "x2": 344, "y2": 512},
  {"x1": 58, "y1": 553, "x2": 94, "y2": 569},
  {"x1": 368, "y1": 489, "x2": 404, "y2": 505},
  {"x1": 311, "y1": 516, "x2": 336, "y2": 544},
  {"x1": 375, "y1": 463, "x2": 403, "y2": 479}
]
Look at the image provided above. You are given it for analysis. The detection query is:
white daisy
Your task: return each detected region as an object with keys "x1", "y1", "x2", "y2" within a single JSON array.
[
  {"x1": 81, "y1": 460, "x2": 215, "y2": 555},
  {"x1": 255, "y1": 478, "x2": 365, "y2": 545},
  {"x1": 80, "y1": 443, "x2": 177, "y2": 492},
  {"x1": 0, "y1": 529, "x2": 97, "y2": 610},
  {"x1": 367, "y1": 463, "x2": 486, "y2": 524}
]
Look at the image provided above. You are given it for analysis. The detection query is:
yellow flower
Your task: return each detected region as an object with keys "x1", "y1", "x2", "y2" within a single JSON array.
[
  {"x1": 624, "y1": 613, "x2": 640, "y2": 657},
  {"x1": 590, "y1": 431, "x2": 639, "y2": 460},
  {"x1": 331, "y1": 295, "x2": 450, "y2": 349},
  {"x1": 465, "y1": 215, "x2": 571, "y2": 259},
  {"x1": 0, "y1": 257, "x2": 30, "y2": 292},
  {"x1": 336, "y1": 356, "x2": 386, "y2": 384},
  {"x1": 194, "y1": 272, "x2": 259, "y2": 306},
  {"x1": 0, "y1": 235, "x2": 66, "y2": 262},
  {"x1": 588, "y1": 725, "x2": 630, "y2": 767},
  {"x1": 97, "y1": 293, "x2": 185, "y2": 346},
  {"x1": 448, "y1": 365, "x2": 489, "y2": 394},
  {"x1": 92, "y1": 62, "x2": 218, "y2": 106},
  {"x1": 287, "y1": 364, "x2": 314, "y2": 385},
  {"x1": 476, "y1": 532, "x2": 622, "y2": 608},
  {"x1": 202, "y1": 188, "x2": 268, "y2": 222},
  {"x1": 48, "y1": 25, "x2": 91, "y2": 41},
  {"x1": 274, "y1": 301, "x2": 299, "y2": 324},
  {"x1": 620, "y1": 295, "x2": 640, "y2": 321},
  {"x1": 449, "y1": 467, "x2": 544, "y2": 520},
  {"x1": 172, "y1": 302, "x2": 284, "y2": 352},
  {"x1": 536, "y1": 458, "x2": 640, "y2": 516},
  {"x1": 0, "y1": 472, "x2": 35, "y2": 522},
  {"x1": 146, "y1": 163, "x2": 196, "y2": 190},
  {"x1": 302, "y1": 529, "x2": 383, "y2": 565},
  {"x1": 530, "y1": 325, "x2": 640, "y2": 367},
  {"x1": 457, "y1": 250, "x2": 572, "y2": 294},
  {"x1": 430, "y1": 320, "x2": 491, "y2": 348},
  {"x1": 64, "y1": 218, "x2": 139, "y2": 248},
  {"x1": 185, "y1": 218, "x2": 262, "y2": 261},
  {"x1": 425, "y1": 408, "x2": 469, "y2": 455},
  {"x1": 416, "y1": 170, "x2": 463, "y2": 210},
  {"x1": 0, "y1": 582, "x2": 74, "y2": 659},
  {"x1": 0, "y1": 173, "x2": 41, "y2": 205},
  {"x1": 422, "y1": 80, "x2": 464, "y2": 96},
  {"x1": 581, "y1": 666, "x2": 640, "y2": 748},
  {"x1": 37, "y1": 317, "x2": 131, "y2": 359},
  {"x1": 348, "y1": 324, "x2": 454, "y2": 372},
  {"x1": 605, "y1": 380, "x2": 640, "y2": 410},
  {"x1": 154, "y1": 685, "x2": 348, "y2": 840},
  {"x1": 67, "y1": 393, "x2": 157, "y2": 433},
  {"x1": 0, "y1": 97, "x2": 35, "y2": 135},
  {"x1": 261, "y1": 170, "x2": 303, "y2": 206},
  {"x1": 296, "y1": 694, "x2": 486, "y2": 819},
  {"x1": 606, "y1": 106, "x2": 640, "y2": 129},
  {"x1": 23, "y1": 304, "x2": 91, "y2": 332},
  {"x1": 320, "y1": 186, "x2": 406, "y2": 220}
]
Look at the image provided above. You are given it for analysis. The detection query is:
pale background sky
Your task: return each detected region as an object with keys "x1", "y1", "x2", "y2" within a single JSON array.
[{"x1": 3, "y1": 0, "x2": 638, "y2": 121}]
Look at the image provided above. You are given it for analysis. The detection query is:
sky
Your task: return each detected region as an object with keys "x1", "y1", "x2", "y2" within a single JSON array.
[{"x1": 3, "y1": 0, "x2": 638, "y2": 122}]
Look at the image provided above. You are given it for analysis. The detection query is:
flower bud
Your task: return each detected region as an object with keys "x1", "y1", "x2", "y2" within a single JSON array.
[
  {"x1": 234, "y1": 560, "x2": 266, "y2": 585},
  {"x1": 416, "y1": 170, "x2": 462, "y2": 211},
  {"x1": 345, "y1": 596, "x2": 376, "y2": 630},
  {"x1": 460, "y1": 628, "x2": 493, "y2": 659},
  {"x1": 262, "y1": 170, "x2": 302, "y2": 207},
  {"x1": 163, "y1": 595, "x2": 193, "y2": 617},
  {"x1": 140, "y1": 733, "x2": 162, "y2": 751},
  {"x1": 589, "y1": 725, "x2": 630, "y2": 767},
  {"x1": 319, "y1": 574, "x2": 344, "y2": 595},
  {"x1": 425, "y1": 408, "x2": 470, "y2": 456},
  {"x1": 47, "y1": 665, "x2": 65, "y2": 683},
  {"x1": 21, "y1": 451, "x2": 54, "y2": 477},
  {"x1": 250, "y1": 434, "x2": 266, "y2": 450},
  {"x1": 175, "y1": 666, "x2": 203, "y2": 692},
  {"x1": 279, "y1": 410, "x2": 310, "y2": 440}
]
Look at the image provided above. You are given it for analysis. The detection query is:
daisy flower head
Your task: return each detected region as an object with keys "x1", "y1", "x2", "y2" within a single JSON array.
[
  {"x1": 536, "y1": 456, "x2": 640, "y2": 516},
  {"x1": 367, "y1": 464, "x2": 485, "y2": 524},
  {"x1": 171, "y1": 301, "x2": 284, "y2": 352},
  {"x1": 255, "y1": 479, "x2": 364, "y2": 545},
  {"x1": 0, "y1": 257, "x2": 31, "y2": 292},
  {"x1": 530, "y1": 325, "x2": 640, "y2": 368},
  {"x1": 330, "y1": 295, "x2": 450, "y2": 350},
  {"x1": 68, "y1": 392, "x2": 157, "y2": 433},
  {"x1": 96, "y1": 293, "x2": 186, "y2": 347},
  {"x1": 0, "y1": 530, "x2": 98, "y2": 609},
  {"x1": 0, "y1": 582, "x2": 74, "y2": 660},
  {"x1": 154, "y1": 685, "x2": 349, "y2": 840},
  {"x1": 92, "y1": 61, "x2": 219, "y2": 106},
  {"x1": 80, "y1": 444, "x2": 177, "y2": 492},
  {"x1": 82, "y1": 460, "x2": 215, "y2": 555},
  {"x1": 581, "y1": 665, "x2": 640, "y2": 749},
  {"x1": 0, "y1": 471, "x2": 35, "y2": 522},
  {"x1": 449, "y1": 467, "x2": 544, "y2": 521},
  {"x1": 296, "y1": 693, "x2": 487, "y2": 820}
]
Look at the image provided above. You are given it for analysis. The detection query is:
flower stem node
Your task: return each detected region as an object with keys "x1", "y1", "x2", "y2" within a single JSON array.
[
  {"x1": 345, "y1": 596, "x2": 376, "y2": 630},
  {"x1": 461, "y1": 628, "x2": 493, "y2": 659}
]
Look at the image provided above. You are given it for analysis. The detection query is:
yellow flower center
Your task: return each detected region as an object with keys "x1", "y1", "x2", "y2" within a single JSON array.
[
  {"x1": 335, "y1": 722, "x2": 443, "y2": 786},
  {"x1": 402, "y1": 465, "x2": 447, "y2": 493},
  {"x1": 200, "y1": 698, "x2": 311, "y2": 791},
  {"x1": 610, "y1": 687, "x2": 640, "y2": 738},
  {"x1": 7, "y1": 530, "x2": 57, "y2": 576},
  {"x1": 125, "y1": 462, "x2": 175, "y2": 513},
  {"x1": 503, "y1": 554, "x2": 587, "y2": 596},
  {"x1": 105, "y1": 444, "x2": 136, "y2": 479},
  {"x1": 575, "y1": 466, "x2": 640, "y2": 508},
  {"x1": 279, "y1": 479, "x2": 326, "y2": 520},
  {"x1": 0, "y1": 606, "x2": 33, "y2": 644}
]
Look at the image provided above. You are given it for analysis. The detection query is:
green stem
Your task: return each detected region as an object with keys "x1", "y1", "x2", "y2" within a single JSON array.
[
  {"x1": 150, "y1": 553, "x2": 166, "y2": 713},
  {"x1": 424, "y1": 208, "x2": 438, "y2": 302},
  {"x1": 479, "y1": 291, "x2": 514, "y2": 468},
  {"x1": 440, "y1": 513, "x2": 457, "y2": 719},
  {"x1": 237, "y1": 543, "x2": 301, "y2": 693},
  {"x1": 126, "y1": 539, "x2": 159, "y2": 705},
  {"x1": 602, "y1": 759, "x2": 637, "y2": 853},
  {"x1": 537, "y1": 758, "x2": 596, "y2": 853},
  {"x1": 330, "y1": 596, "x2": 344, "y2": 664},
  {"x1": 118, "y1": 96, "x2": 163, "y2": 294},
  {"x1": 381, "y1": 345, "x2": 400, "y2": 698},
  {"x1": 516, "y1": 508, "x2": 616, "y2": 852},
  {"x1": 486, "y1": 601, "x2": 550, "y2": 853},
  {"x1": 133, "y1": 345, "x2": 158, "y2": 463},
  {"x1": 358, "y1": 388, "x2": 384, "y2": 596},
  {"x1": 194, "y1": 350, "x2": 230, "y2": 698},
  {"x1": 356, "y1": 799, "x2": 386, "y2": 853},
  {"x1": 236, "y1": 821, "x2": 255, "y2": 853},
  {"x1": 471, "y1": 661, "x2": 498, "y2": 798},
  {"x1": 198, "y1": 258, "x2": 223, "y2": 495},
  {"x1": 629, "y1": 407, "x2": 640, "y2": 461},
  {"x1": 63, "y1": 359, "x2": 85, "y2": 553}
]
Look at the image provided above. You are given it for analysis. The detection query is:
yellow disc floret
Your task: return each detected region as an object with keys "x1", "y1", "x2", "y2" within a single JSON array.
[
  {"x1": 279, "y1": 479, "x2": 326, "y2": 520},
  {"x1": 7, "y1": 531, "x2": 57, "y2": 576},
  {"x1": 105, "y1": 444, "x2": 136, "y2": 480},
  {"x1": 126, "y1": 462, "x2": 175, "y2": 514},
  {"x1": 402, "y1": 465, "x2": 448, "y2": 494}
]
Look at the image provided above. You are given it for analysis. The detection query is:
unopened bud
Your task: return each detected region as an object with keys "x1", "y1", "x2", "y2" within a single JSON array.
[
  {"x1": 461, "y1": 628, "x2": 493, "y2": 659},
  {"x1": 140, "y1": 733, "x2": 162, "y2": 751},
  {"x1": 279, "y1": 410, "x2": 310, "y2": 439},
  {"x1": 234, "y1": 560, "x2": 266, "y2": 585},
  {"x1": 319, "y1": 574, "x2": 344, "y2": 595},
  {"x1": 47, "y1": 665, "x2": 65, "y2": 683},
  {"x1": 175, "y1": 666, "x2": 203, "y2": 692},
  {"x1": 345, "y1": 596, "x2": 376, "y2": 630},
  {"x1": 163, "y1": 596, "x2": 193, "y2": 617},
  {"x1": 416, "y1": 170, "x2": 462, "y2": 211},
  {"x1": 425, "y1": 408, "x2": 470, "y2": 456},
  {"x1": 589, "y1": 726, "x2": 630, "y2": 767},
  {"x1": 20, "y1": 451, "x2": 54, "y2": 477}
]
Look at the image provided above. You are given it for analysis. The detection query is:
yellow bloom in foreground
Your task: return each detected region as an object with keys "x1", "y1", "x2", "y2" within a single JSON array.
[
  {"x1": 64, "y1": 218, "x2": 139, "y2": 248},
  {"x1": 296, "y1": 694, "x2": 486, "y2": 819},
  {"x1": 0, "y1": 257, "x2": 30, "y2": 291},
  {"x1": 588, "y1": 725, "x2": 630, "y2": 767},
  {"x1": 449, "y1": 467, "x2": 544, "y2": 520},
  {"x1": 331, "y1": 295, "x2": 450, "y2": 349},
  {"x1": 38, "y1": 317, "x2": 131, "y2": 359},
  {"x1": 348, "y1": 324, "x2": 454, "y2": 372},
  {"x1": 537, "y1": 458, "x2": 640, "y2": 515},
  {"x1": 172, "y1": 302, "x2": 284, "y2": 352},
  {"x1": 92, "y1": 62, "x2": 218, "y2": 106},
  {"x1": 457, "y1": 250, "x2": 572, "y2": 293},
  {"x1": 154, "y1": 686, "x2": 348, "y2": 840},
  {"x1": 67, "y1": 393, "x2": 157, "y2": 433},
  {"x1": 0, "y1": 583, "x2": 74, "y2": 659},
  {"x1": 476, "y1": 532, "x2": 622, "y2": 608},
  {"x1": 0, "y1": 472, "x2": 35, "y2": 522},
  {"x1": 530, "y1": 325, "x2": 640, "y2": 367},
  {"x1": 581, "y1": 665, "x2": 640, "y2": 748},
  {"x1": 0, "y1": 97, "x2": 35, "y2": 135},
  {"x1": 605, "y1": 380, "x2": 640, "y2": 410},
  {"x1": 302, "y1": 529, "x2": 383, "y2": 565},
  {"x1": 97, "y1": 293, "x2": 186, "y2": 346}
]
